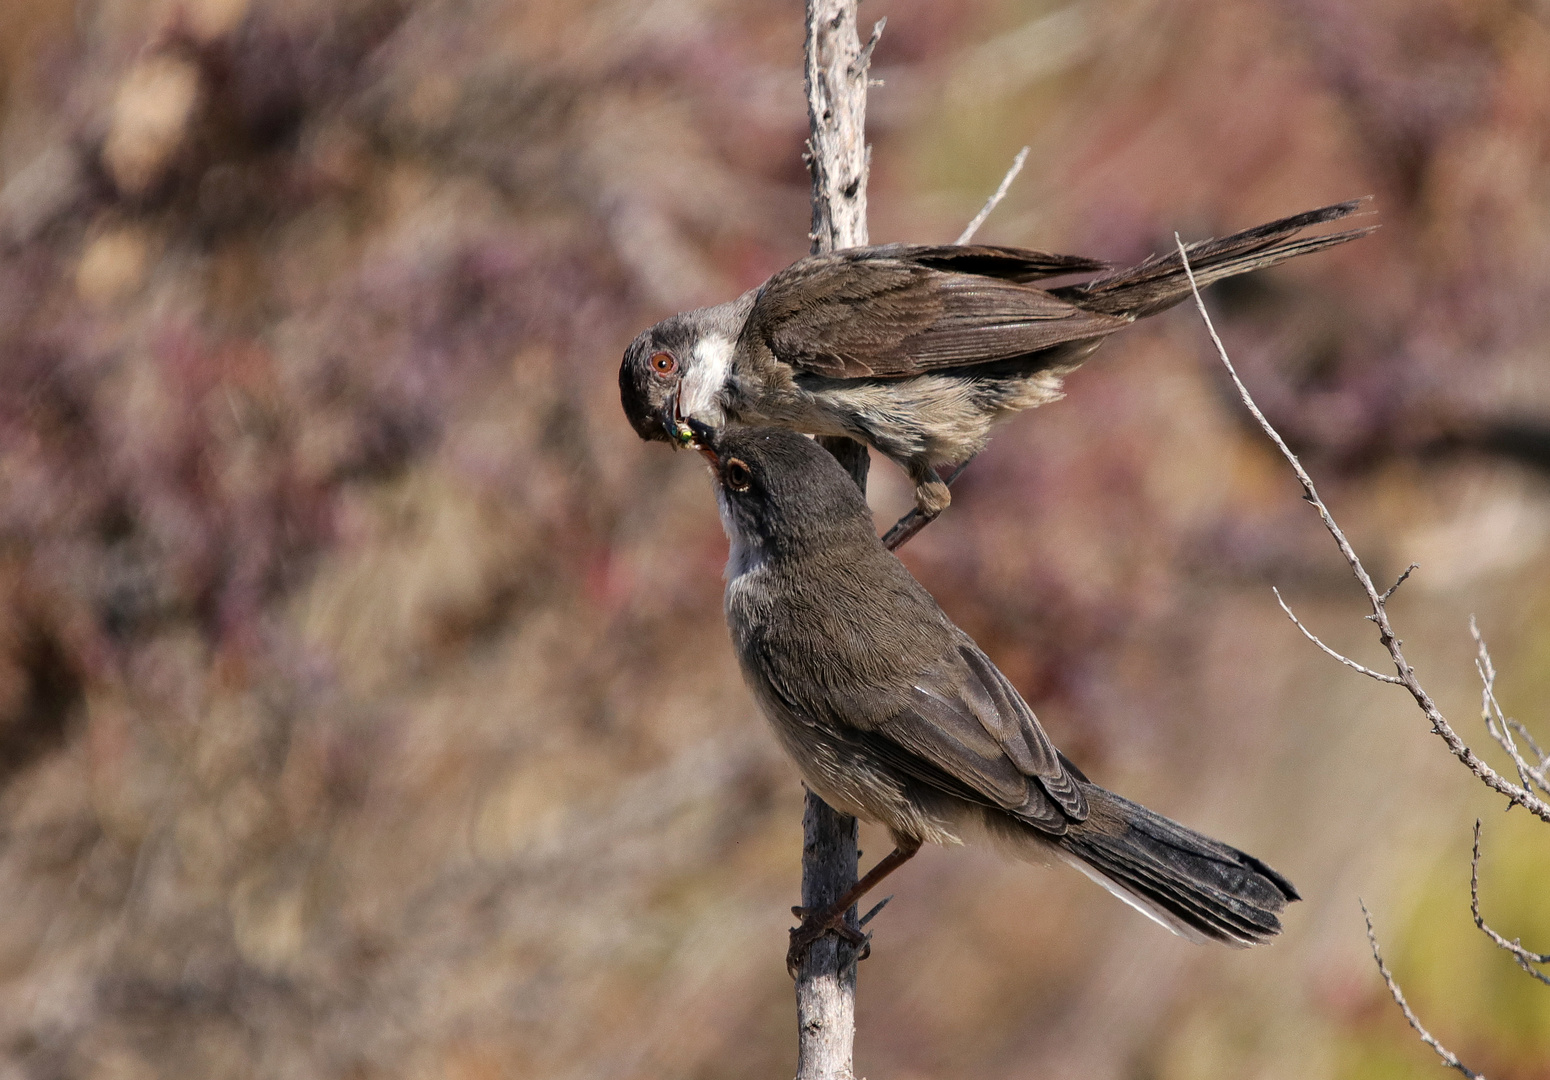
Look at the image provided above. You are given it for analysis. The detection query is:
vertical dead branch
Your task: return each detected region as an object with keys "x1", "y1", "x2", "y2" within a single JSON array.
[
  {"x1": 797, "y1": 3, "x2": 880, "y2": 1078},
  {"x1": 804, "y1": 3, "x2": 879, "y2": 256}
]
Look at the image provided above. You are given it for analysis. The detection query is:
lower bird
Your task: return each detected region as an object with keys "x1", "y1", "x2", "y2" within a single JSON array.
[
  {"x1": 690, "y1": 424, "x2": 1298, "y2": 971},
  {"x1": 621, "y1": 200, "x2": 1371, "y2": 521}
]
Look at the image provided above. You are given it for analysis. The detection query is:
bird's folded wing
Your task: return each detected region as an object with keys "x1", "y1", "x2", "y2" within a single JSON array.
[
  {"x1": 852, "y1": 641, "x2": 1088, "y2": 833},
  {"x1": 744, "y1": 247, "x2": 1130, "y2": 379},
  {"x1": 746, "y1": 599, "x2": 1089, "y2": 833}
]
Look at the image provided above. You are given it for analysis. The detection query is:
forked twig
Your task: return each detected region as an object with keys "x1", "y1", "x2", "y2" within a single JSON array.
[
  {"x1": 1472, "y1": 618, "x2": 1550, "y2": 797},
  {"x1": 1471, "y1": 820, "x2": 1550, "y2": 985},
  {"x1": 1271, "y1": 587, "x2": 1400, "y2": 684},
  {"x1": 1175, "y1": 234, "x2": 1550, "y2": 1078},
  {"x1": 1174, "y1": 233, "x2": 1550, "y2": 825}
]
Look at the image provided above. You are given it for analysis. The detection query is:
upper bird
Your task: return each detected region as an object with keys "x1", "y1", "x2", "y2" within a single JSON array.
[{"x1": 621, "y1": 200, "x2": 1372, "y2": 519}]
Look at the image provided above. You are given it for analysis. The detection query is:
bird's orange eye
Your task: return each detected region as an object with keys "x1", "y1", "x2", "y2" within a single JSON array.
[
  {"x1": 650, "y1": 352, "x2": 677, "y2": 376},
  {"x1": 724, "y1": 458, "x2": 752, "y2": 491}
]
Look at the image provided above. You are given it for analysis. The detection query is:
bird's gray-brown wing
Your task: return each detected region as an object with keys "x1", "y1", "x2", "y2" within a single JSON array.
[
  {"x1": 743, "y1": 245, "x2": 1131, "y2": 379},
  {"x1": 755, "y1": 632, "x2": 1089, "y2": 833},
  {"x1": 866, "y1": 640, "x2": 1089, "y2": 833},
  {"x1": 739, "y1": 551, "x2": 1090, "y2": 833}
]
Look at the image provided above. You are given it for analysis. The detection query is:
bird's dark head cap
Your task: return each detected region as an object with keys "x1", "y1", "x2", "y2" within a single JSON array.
[
  {"x1": 700, "y1": 427, "x2": 875, "y2": 552},
  {"x1": 619, "y1": 313, "x2": 702, "y2": 443}
]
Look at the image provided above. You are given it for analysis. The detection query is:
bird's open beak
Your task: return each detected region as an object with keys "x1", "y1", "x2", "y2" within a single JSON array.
[{"x1": 658, "y1": 390, "x2": 694, "y2": 449}]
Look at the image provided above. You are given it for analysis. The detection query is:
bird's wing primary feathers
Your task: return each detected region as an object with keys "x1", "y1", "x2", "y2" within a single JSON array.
[
  {"x1": 742, "y1": 550, "x2": 1090, "y2": 833},
  {"x1": 758, "y1": 631, "x2": 1090, "y2": 833},
  {"x1": 872, "y1": 641, "x2": 1089, "y2": 832},
  {"x1": 744, "y1": 245, "x2": 1130, "y2": 379}
]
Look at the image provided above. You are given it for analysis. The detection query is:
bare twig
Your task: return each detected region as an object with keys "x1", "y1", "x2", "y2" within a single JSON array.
[
  {"x1": 1174, "y1": 234, "x2": 1550, "y2": 824},
  {"x1": 1271, "y1": 587, "x2": 1401, "y2": 684},
  {"x1": 1507, "y1": 719, "x2": 1548, "y2": 774},
  {"x1": 956, "y1": 146, "x2": 1030, "y2": 244},
  {"x1": 1362, "y1": 902, "x2": 1485, "y2": 1079},
  {"x1": 1381, "y1": 562, "x2": 1420, "y2": 604},
  {"x1": 1472, "y1": 619, "x2": 1550, "y2": 797},
  {"x1": 852, "y1": 16, "x2": 886, "y2": 77},
  {"x1": 1178, "y1": 231, "x2": 1548, "y2": 1073},
  {"x1": 858, "y1": 894, "x2": 892, "y2": 926},
  {"x1": 1470, "y1": 820, "x2": 1550, "y2": 984},
  {"x1": 1505, "y1": 716, "x2": 1550, "y2": 797}
]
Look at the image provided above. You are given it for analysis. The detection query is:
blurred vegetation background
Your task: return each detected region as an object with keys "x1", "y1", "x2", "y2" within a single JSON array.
[{"x1": 0, "y1": 0, "x2": 1547, "y2": 1077}]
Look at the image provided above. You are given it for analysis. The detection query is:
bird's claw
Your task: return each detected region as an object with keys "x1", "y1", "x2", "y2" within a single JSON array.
[{"x1": 785, "y1": 905, "x2": 869, "y2": 978}]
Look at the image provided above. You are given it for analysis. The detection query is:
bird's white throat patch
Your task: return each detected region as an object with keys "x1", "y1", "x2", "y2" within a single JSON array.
[
  {"x1": 680, "y1": 334, "x2": 733, "y2": 422},
  {"x1": 716, "y1": 486, "x2": 765, "y2": 583}
]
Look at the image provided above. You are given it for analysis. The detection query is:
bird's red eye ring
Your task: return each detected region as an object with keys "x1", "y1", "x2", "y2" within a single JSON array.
[
  {"x1": 724, "y1": 458, "x2": 752, "y2": 492},
  {"x1": 650, "y1": 351, "x2": 677, "y2": 376}
]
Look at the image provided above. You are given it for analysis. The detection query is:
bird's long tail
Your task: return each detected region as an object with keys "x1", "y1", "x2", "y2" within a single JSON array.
[
  {"x1": 1051, "y1": 199, "x2": 1374, "y2": 320},
  {"x1": 1050, "y1": 785, "x2": 1299, "y2": 947}
]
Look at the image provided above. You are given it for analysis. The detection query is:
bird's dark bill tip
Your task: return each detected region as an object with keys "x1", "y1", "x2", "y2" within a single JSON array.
[{"x1": 683, "y1": 416, "x2": 718, "y2": 459}]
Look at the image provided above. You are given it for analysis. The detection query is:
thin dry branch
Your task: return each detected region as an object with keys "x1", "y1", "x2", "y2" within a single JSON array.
[
  {"x1": 1177, "y1": 231, "x2": 1550, "y2": 1075},
  {"x1": 956, "y1": 146, "x2": 1030, "y2": 244},
  {"x1": 1472, "y1": 619, "x2": 1550, "y2": 797},
  {"x1": 1471, "y1": 820, "x2": 1550, "y2": 985},
  {"x1": 1506, "y1": 719, "x2": 1548, "y2": 780},
  {"x1": 1173, "y1": 233, "x2": 1550, "y2": 825},
  {"x1": 1382, "y1": 563, "x2": 1419, "y2": 604},
  {"x1": 1362, "y1": 902, "x2": 1485, "y2": 1079},
  {"x1": 1271, "y1": 587, "x2": 1401, "y2": 684}
]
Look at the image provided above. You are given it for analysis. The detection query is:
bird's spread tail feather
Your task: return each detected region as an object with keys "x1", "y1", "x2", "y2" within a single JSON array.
[
  {"x1": 1052, "y1": 199, "x2": 1375, "y2": 319},
  {"x1": 1054, "y1": 787, "x2": 1299, "y2": 947}
]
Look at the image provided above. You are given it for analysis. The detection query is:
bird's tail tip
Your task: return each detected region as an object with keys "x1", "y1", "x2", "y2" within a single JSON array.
[
  {"x1": 1054, "y1": 197, "x2": 1376, "y2": 317},
  {"x1": 1055, "y1": 788, "x2": 1299, "y2": 948}
]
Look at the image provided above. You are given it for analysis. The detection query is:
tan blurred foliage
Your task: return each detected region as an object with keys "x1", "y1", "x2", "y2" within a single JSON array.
[{"x1": 0, "y1": 0, "x2": 1546, "y2": 1077}]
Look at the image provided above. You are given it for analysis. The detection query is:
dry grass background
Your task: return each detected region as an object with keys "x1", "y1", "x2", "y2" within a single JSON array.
[{"x1": 0, "y1": 0, "x2": 1547, "y2": 1077}]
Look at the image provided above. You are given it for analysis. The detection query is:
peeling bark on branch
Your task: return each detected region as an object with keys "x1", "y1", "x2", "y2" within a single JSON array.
[{"x1": 804, "y1": 1, "x2": 879, "y2": 255}]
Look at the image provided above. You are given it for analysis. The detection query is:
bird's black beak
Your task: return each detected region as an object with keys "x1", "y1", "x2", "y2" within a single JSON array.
[
  {"x1": 683, "y1": 416, "x2": 719, "y2": 465},
  {"x1": 658, "y1": 390, "x2": 694, "y2": 449}
]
